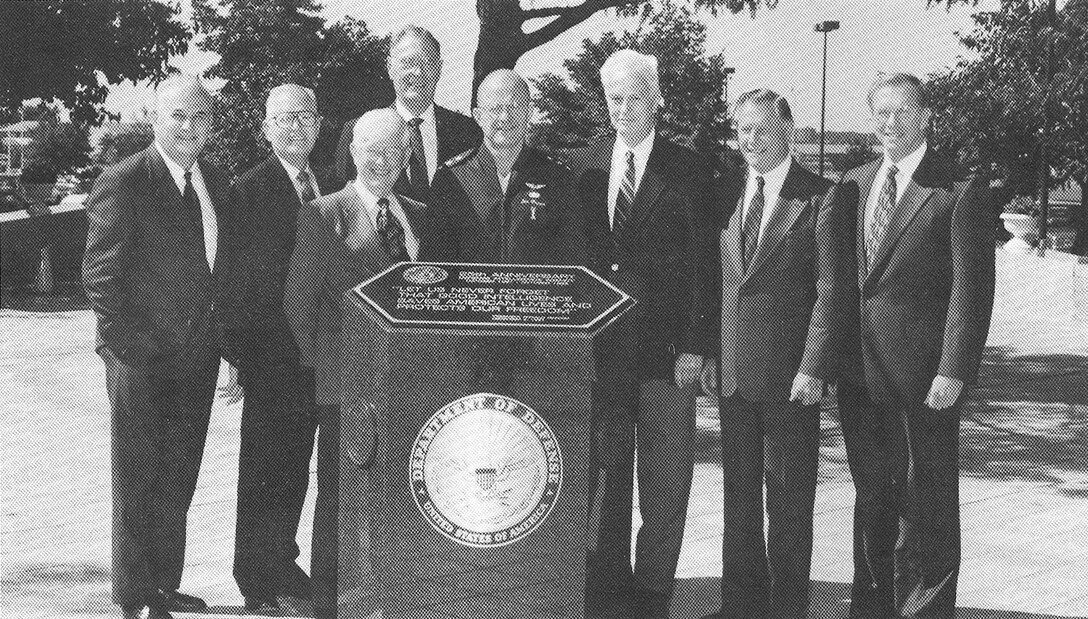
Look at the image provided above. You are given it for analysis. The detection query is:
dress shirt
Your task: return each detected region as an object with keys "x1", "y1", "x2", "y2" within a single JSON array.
[
  {"x1": 154, "y1": 141, "x2": 217, "y2": 269},
  {"x1": 742, "y1": 155, "x2": 792, "y2": 240},
  {"x1": 276, "y1": 156, "x2": 320, "y2": 203},
  {"x1": 865, "y1": 142, "x2": 928, "y2": 239},
  {"x1": 352, "y1": 181, "x2": 420, "y2": 260},
  {"x1": 395, "y1": 100, "x2": 438, "y2": 184},
  {"x1": 608, "y1": 131, "x2": 655, "y2": 229}
]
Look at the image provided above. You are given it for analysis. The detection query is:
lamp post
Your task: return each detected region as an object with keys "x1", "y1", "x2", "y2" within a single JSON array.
[
  {"x1": 815, "y1": 20, "x2": 840, "y2": 179},
  {"x1": 1038, "y1": 0, "x2": 1057, "y2": 253}
]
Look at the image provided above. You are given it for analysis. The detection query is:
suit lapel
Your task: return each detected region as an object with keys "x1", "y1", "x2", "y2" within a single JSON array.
[
  {"x1": 336, "y1": 185, "x2": 389, "y2": 272},
  {"x1": 865, "y1": 153, "x2": 940, "y2": 285},
  {"x1": 853, "y1": 160, "x2": 881, "y2": 284},
  {"x1": 744, "y1": 162, "x2": 808, "y2": 280},
  {"x1": 621, "y1": 140, "x2": 666, "y2": 235},
  {"x1": 582, "y1": 139, "x2": 613, "y2": 238}
]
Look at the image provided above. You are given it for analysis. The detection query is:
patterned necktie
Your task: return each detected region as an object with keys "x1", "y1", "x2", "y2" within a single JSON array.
[
  {"x1": 376, "y1": 197, "x2": 410, "y2": 263},
  {"x1": 867, "y1": 164, "x2": 898, "y2": 265},
  {"x1": 182, "y1": 171, "x2": 208, "y2": 265},
  {"x1": 406, "y1": 117, "x2": 427, "y2": 198},
  {"x1": 742, "y1": 175, "x2": 765, "y2": 271},
  {"x1": 296, "y1": 169, "x2": 316, "y2": 204},
  {"x1": 614, "y1": 150, "x2": 636, "y2": 231}
]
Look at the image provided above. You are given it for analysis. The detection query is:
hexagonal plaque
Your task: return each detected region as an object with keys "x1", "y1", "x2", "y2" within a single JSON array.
[{"x1": 353, "y1": 262, "x2": 634, "y2": 331}]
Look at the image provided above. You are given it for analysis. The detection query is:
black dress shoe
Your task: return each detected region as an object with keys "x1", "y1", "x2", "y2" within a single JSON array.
[
  {"x1": 147, "y1": 607, "x2": 174, "y2": 619},
  {"x1": 152, "y1": 589, "x2": 208, "y2": 612},
  {"x1": 120, "y1": 604, "x2": 147, "y2": 619},
  {"x1": 280, "y1": 562, "x2": 314, "y2": 600}
]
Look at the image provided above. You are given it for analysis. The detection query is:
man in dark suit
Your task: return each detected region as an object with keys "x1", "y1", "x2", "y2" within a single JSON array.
[
  {"x1": 333, "y1": 25, "x2": 481, "y2": 196},
  {"x1": 836, "y1": 72, "x2": 995, "y2": 619},
  {"x1": 220, "y1": 84, "x2": 326, "y2": 615},
  {"x1": 429, "y1": 68, "x2": 586, "y2": 265},
  {"x1": 570, "y1": 49, "x2": 714, "y2": 619},
  {"x1": 699, "y1": 90, "x2": 841, "y2": 619},
  {"x1": 285, "y1": 108, "x2": 436, "y2": 619},
  {"x1": 83, "y1": 76, "x2": 228, "y2": 619}
]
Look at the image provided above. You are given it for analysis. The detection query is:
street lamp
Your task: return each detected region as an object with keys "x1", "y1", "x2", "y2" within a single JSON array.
[{"x1": 815, "y1": 20, "x2": 840, "y2": 178}]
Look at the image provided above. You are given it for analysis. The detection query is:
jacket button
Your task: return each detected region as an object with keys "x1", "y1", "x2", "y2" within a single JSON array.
[{"x1": 611, "y1": 263, "x2": 619, "y2": 272}]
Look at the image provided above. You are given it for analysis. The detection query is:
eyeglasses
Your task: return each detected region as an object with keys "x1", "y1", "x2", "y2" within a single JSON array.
[{"x1": 270, "y1": 112, "x2": 319, "y2": 128}]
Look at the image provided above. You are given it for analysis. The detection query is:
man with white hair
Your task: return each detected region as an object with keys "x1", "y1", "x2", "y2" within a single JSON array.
[
  {"x1": 569, "y1": 49, "x2": 715, "y2": 619},
  {"x1": 83, "y1": 75, "x2": 229, "y2": 619},
  {"x1": 220, "y1": 83, "x2": 326, "y2": 615},
  {"x1": 284, "y1": 108, "x2": 438, "y2": 619}
]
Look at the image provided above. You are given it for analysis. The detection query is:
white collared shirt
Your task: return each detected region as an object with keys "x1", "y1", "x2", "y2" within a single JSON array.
[
  {"x1": 352, "y1": 181, "x2": 420, "y2": 260},
  {"x1": 608, "y1": 131, "x2": 656, "y2": 229},
  {"x1": 154, "y1": 141, "x2": 217, "y2": 269},
  {"x1": 742, "y1": 156, "x2": 793, "y2": 240},
  {"x1": 276, "y1": 156, "x2": 320, "y2": 204},
  {"x1": 865, "y1": 142, "x2": 928, "y2": 238},
  {"x1": 395, "y1": 101, "x2": 438, "y2": 184}
]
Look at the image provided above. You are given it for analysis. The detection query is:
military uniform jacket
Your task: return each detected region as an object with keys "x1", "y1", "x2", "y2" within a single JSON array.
[{"x1": 428, "y1": 145, "x2": 587, "y2": 266}]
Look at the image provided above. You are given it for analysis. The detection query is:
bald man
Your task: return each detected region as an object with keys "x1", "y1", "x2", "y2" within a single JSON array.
[
  {"x1": 284, "y1": 108, "x2": 439, "y2": 619},
  {"x1": 83, "y1": 75, "x2": 230, "y2": 619},
  {"x1": 429, "y1": 69, "x2": 586, "y2": 264},
  {"x1": 220, "y1": 84, "x2": 326, "y2": 614}
]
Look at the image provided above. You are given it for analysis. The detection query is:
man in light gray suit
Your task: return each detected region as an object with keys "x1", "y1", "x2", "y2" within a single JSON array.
[{"x1": 284, "y1": 108, "x2": 436, "y2": 619}]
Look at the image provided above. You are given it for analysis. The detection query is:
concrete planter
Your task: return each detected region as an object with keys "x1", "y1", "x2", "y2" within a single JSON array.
[{"x1": 1000, "y1": 212, "x2": 1039, "y2": 254}]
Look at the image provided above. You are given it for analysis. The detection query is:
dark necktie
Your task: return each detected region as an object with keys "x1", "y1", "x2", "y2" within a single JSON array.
[
  {"x1": 742, "y1": 175, "x2": 765, "y2": 270},
  {"x1": 296, "y1": 169, "x2": 316, "y2": 204},
  {"x1": 376, "y1": 197, "x2": 410, "y2": 263},
  {"x1": 407, "y1": 117, "x2": 427, "y2": 198},
  {"x1": 183, "y1": 171, "x2": 208, "y2": 262},
  {"x1": 867, "y1": 164, "x2": 898, "y2": 265},
  {"x1": 614, "y1": 150, "x2": 636, "y2": 231}
]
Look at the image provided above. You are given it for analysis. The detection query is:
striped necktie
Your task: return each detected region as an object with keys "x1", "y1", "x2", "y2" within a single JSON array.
[{"x1": 614, "y1": 150, "x2": 636, "y2": 230}]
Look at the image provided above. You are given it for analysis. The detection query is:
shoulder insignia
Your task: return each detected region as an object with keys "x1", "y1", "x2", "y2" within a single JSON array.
[{"x1": 439, "y1": 146, "x2": 478, "y2": 170}]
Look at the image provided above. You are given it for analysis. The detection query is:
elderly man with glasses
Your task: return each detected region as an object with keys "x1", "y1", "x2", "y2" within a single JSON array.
[{"x1": 218, "y1": 83, "x2": 326, "y2": 616}]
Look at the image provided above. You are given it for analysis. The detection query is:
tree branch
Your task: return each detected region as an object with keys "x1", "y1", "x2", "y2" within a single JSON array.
[{"x1": 523, "y1": 0, "x2": 638, "y2": 48}]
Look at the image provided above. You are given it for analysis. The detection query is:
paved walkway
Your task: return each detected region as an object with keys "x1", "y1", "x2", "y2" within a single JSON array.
[{"x1": 2, "y1": 249, "x2": 1086, "y2": 618}]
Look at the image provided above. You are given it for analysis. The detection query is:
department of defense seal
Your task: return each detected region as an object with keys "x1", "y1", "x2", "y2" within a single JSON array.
[
  {"x1": 409, "y1": 393, "x2": 563, "y2": 548},
  {"x1": 403, "y1": 264, "x2": 449, "y2": 285}
]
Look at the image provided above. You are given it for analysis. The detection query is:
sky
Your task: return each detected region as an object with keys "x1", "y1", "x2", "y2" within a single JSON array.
[{"x1": 103, "y1": 0, "x2": 1006, "y2": 132}]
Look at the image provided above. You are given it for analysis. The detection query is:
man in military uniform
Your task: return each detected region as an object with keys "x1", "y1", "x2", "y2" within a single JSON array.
[{"x1": 429, "y1": 69, "x2": 585, "y2": 265}]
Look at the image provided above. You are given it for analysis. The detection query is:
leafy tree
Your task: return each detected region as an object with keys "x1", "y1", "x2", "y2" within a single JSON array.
[
  {"x1": 472, "y1": 0, "x2": 775, "y2": 105},
  {"x1": 0, "y1": 0, "x2": 189, "y2": 124},
  {"x1": 193, "y1": 0, "x2": 389, "y2": 182},
  {"x1": 926, "y1": 0, "x2": 1088, "y2": 252},
  {"x1": 532, "y1": 2, "x2": 740, "y2": 172},
  {"x1": 95, "y1": 123, "x2": 155, "y2": 167},
  {"x1": 20, "y1": 123, "x2": 91, "y2": 186}
]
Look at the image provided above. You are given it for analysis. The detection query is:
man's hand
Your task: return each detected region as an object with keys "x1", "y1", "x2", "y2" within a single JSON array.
[
  {"x1": 675, "y1": 353, "x2": 703, "y2": 387},
  {"x1": 925, "y1": 375, "x2": 964, "y2": 410},
  {"x1": 219, "y1": 362, "x2": 244, "y2": 404},
  {"x1": 700, "y1": 357, "x2": 719, "y2": 397},
  {"x1": 790, "y1": 373, "x2": 824, "y2": 407}
]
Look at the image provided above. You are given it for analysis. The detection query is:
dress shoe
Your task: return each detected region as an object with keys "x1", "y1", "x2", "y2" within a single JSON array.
[
  {"x1": 120, "y1": 604, "x2": 147, "y2": 619},
  {"x1": 245, "y1": 595, "x2": 282, "y2": 615},
  {"x1": 151, "y1": 589, "x2": 207, "y2": 612},
  {"x1": 147, "y1": 608, "x2": 174, "y2": 619},
  {"x1": 280, "y1": 562, "x2": 314, "y2": 600}
]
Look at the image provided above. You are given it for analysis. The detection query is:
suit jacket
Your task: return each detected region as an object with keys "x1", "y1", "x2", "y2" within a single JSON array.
[
  {"x1": 428, "y1": 144, "x2": 587, "y2": 265},
  {"x1": 569, "y1": 133, "x2": 715, "y2": 380},
  {"x1": 333, "y1": 104, "x2": 481, "y2": 189},
  {"x1": 83, "y1": 145, "x2": 230, "y2": 376},
  {"x1": 711, "y1": 159, "x2": 840, "y2": 402},
  {"x1": 836, "y1": 149, "x2": 995, "y2": 405},
  {"x1": 219, "y1": 157, "x2": 328, "y2": 371},
  {"x1": 283, "y1": 184, "x2": 436, "y2": 405}
]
